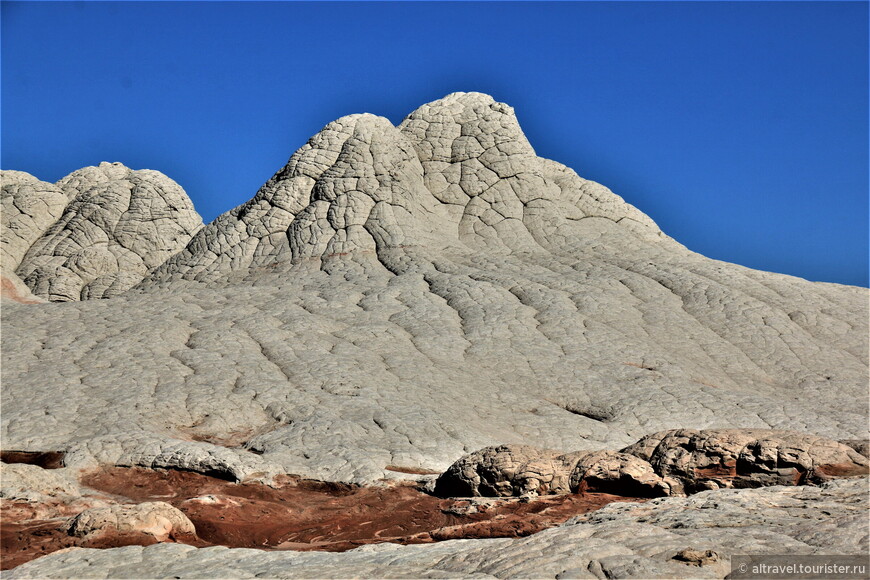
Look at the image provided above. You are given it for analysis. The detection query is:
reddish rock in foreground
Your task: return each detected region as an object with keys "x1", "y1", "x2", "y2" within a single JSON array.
[{"x1": 1, "y1": 466, "x2": 644, "y2": 569}]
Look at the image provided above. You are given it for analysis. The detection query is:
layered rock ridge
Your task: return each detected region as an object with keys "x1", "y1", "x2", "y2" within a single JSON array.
[{"x1": 1, "y1": 93, "x2": 867, "y2": 486}]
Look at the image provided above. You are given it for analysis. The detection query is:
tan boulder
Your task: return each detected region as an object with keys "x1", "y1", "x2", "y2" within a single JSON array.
[
  {"x1": 65, "y1": 502, "x2": 195, "y2": 543},
  {"x1": 569, "y1": 450, "x2": 670, "y2": 497}
]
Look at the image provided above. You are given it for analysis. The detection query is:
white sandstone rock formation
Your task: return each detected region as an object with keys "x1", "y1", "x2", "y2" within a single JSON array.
[
  {"x1": 10, "y1": 162, "x2": 202, "y2": 301},
  {"x1": 1, "y1": 93, "x2": 866, "y2": 489},
  {"x1": 1, "y1": 170, "x2": 72, "y2": 273}
]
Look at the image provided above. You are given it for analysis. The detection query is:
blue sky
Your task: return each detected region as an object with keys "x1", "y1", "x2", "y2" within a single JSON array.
[{"x1": 2, "y1": 1, "x2": 867, "y2": 286}]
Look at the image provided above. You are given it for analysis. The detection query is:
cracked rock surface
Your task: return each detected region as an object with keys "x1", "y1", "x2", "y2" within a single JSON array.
[
  {"x1": 435, "y1": 430, "x2": 868, "y2": 499},
  {"x1": 6, "y1": 477, "x2": 868, "y2": 579},
  {"x1": 8, "y1": 162, "x2": 202, "y2": 301},
  {"x1": 2, "y1": 93, "x2": 866, "y2": 487},
  {"x1": 433, "y1": 444, "x2": 583, "y2": 497},
  {"x1": 1, "y1": 171, "x2": 72, "y2": 274},
  {"x1": 0, "y1": 462, "x2": 82, "y2": 506},
  {"x1": 624, "y1": 428, "x2": 870, "y2": 493}
]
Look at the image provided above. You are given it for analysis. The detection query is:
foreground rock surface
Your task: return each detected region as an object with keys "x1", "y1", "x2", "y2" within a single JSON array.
[
  {"x1": 7, "y1": 477, "x2": 867, "y2": 579},
  {"x1": 1, "y1": 463, "x2": 641, "y2": 571},
  {"x1": 3, "y1": 428, "x2": 866, "y2": 572}
]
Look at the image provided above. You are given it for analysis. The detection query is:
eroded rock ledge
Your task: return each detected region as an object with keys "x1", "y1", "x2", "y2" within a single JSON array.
[
  {"x1": 2, "y1": 428, "x2": 866, "y2": 572},
  {"x1": 435, "y1": 429, "x2": 869, "y2": 498},
  {"x1": 5, "y1": 477, "x2": 869, "y2": 579}
]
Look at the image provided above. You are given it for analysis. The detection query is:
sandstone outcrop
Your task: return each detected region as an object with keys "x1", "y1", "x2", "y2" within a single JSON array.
[
  {"x1": 1, "y1": 171, "x2": 71, "y2": 274},
  {"x1": 568, "y1": 450, "x2": 670, "y2": 497},
  {"x1": 623, "y1": 428, "x2": 870, "y2": 494},
  {"x1": 12, "y1": 162, "x2": 202, "y2": 301},
  {"x1": 435, "y1": 429, "x2": 868, "y2": 499},
  {"x1": 433, "y1": 444, "x2": 582, "y2": 497},
  {"x1": 143, "y1": 93, "x2": 661, "y2": 287},
  {"x1": 1, "y1": 91, "x2": 867, "y2": 578}
]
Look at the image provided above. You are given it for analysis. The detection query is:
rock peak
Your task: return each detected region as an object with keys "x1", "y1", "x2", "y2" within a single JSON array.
[{"x1": 143, "y1": 93, "x2": 660, "y2": 285}]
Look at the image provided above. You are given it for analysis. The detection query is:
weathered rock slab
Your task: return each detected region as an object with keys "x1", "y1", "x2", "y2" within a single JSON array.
[
  {"x1": 623, "y1": 429, "x2": 869, "y2": 494},
  {"x1": 7, "y1": 477, "x2": 867, "y2": 579}
]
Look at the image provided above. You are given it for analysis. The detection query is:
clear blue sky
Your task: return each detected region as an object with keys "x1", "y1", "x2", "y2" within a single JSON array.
[{"x1": 2, "y1": 1, "x2": 867, "y2": 286}]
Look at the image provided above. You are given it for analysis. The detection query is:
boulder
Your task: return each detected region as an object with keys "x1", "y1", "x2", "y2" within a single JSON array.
[
  {"x1": 434, "y1": 444, "x2": 583, "y2": 497},
  {"x1": 65, "y1": 502, "x2": 195, "y2": 543},
  {"x1": 569, "y1": 450, "x2": 670, "y2": 497}
]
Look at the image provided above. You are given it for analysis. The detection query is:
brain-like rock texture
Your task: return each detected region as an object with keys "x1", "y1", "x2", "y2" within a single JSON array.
[
  {"x1": 435, "y1": 430, "x2": 867, "y2": 500},
  {"x1": 1, "y1": 93, "x2": 867, "y2": 489},
  {"x1": 143, "y1": 93, "x2": 661, "y2": 288},
  {"x1": 433, "y1": 444, "x2": 583, "y2": 497},
  {"x1": 1, "y1": 171, "x2": 71, "y2": 273},
  {"x1": 624, "y1": 429, "x2": 870, "y2": 493},
  {"x1": 13, "y1": 162, "x2": 202, "y2": 301},
  {"x1": 569, "y1": 450, "x2": 671, "y2": 497}
]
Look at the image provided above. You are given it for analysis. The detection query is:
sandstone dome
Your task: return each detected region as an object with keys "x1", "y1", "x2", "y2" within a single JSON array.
[{"x1": 2, "y1": 92, "x2": 866, "y2": 485}]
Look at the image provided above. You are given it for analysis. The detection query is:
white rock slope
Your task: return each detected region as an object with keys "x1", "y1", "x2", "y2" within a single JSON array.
[{"x1": 1, "y1": 93, "x2": 866, "y2": 487}]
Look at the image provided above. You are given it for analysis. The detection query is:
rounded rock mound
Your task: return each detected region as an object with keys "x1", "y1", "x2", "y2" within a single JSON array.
[
  {"x1": 1, "y1": 171, "x2": 72, "y2": 274},
  {"x1": 15, "y1": 162, "x2": 202, "y2": 301}
]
